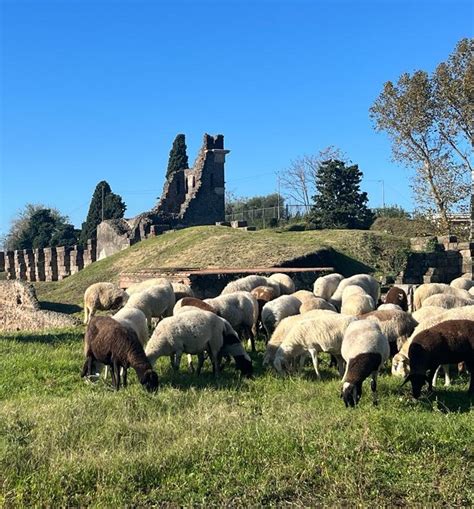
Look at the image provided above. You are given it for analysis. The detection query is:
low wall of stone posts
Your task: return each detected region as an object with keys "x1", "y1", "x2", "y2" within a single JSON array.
[{"x1": 0, "y1": 240, "x2": 96, "y2": 282}]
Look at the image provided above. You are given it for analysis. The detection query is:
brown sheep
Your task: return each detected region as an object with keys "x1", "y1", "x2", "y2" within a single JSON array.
[
  {"x1": 384, "y1": 286, "x2": 408, "y2": 311},
  {"x1": 81, "y1": 316, "x2": 158, "y2": 392},
  {"x1": 403, "y1": 319, "x2": 474, "y2": 398}
]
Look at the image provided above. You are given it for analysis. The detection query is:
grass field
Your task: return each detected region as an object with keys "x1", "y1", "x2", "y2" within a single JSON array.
[{"x1": 1, "y1": 327, "x2": 472, "y2": 506}]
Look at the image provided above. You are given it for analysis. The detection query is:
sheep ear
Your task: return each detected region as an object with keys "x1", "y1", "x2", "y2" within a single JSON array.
[{"x1": 400, "y1": 374, "x2": 411, "y2": 388}]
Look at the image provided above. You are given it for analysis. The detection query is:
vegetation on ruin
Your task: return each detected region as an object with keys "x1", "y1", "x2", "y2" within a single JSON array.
[
  {"x1": 0, "y1": 327, "x2": 472, "y2": 506},
  {"x1": 34, "y1": 226, "x2": 410, "y2": 311},
  {"x1": 165, "y1": 133, "x2": 189, "y2": 179}
]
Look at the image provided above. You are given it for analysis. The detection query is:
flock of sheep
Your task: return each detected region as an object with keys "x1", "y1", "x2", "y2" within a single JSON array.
[{"x1": 81, "y1": 272, "x2": 474, "y2": 407}]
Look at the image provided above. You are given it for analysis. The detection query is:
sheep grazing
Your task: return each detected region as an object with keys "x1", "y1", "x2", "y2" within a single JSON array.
[
  {"x1": 411, "y1": 306, "x2": 445, "y2": 324},
  {"x1": 300, "y1": 297, "x2": 337, "y2": 314},
  {"x1": 422, "y1": 293, "x2": 474, "y2": 309},
  {"x1": 330, "y1": 274, "x2": 380, "y2": 310},
  {"x1": 408, "y1": 305, "x2": 474, "y2": 341},
  {"x1": 113, "y1": 307, "x2": 149, "y2": 346},
  {"x1": 450, "y1": 276, "x2": 474, "y2": 291},
  {"x1": 360, "y1": 308, "x2": 417, "y2": 355},
  {"x1": 221, "y1": 275, "x2": 272, "y2": 295},
  {"x1": 81, "y1": 316, "x2": 158, "y2": 392},
  {"x1": 384, "y1": 286, "x2": 408, "y2": 311},
  {"x1": 83, "y1": 282, "x2": 129, "y2": 324},
  {"x1": 251, "y1": 286, "x2": 278, "y2": 332},
  {"x1": 313, "y1": 273, "x2": 344, "y2": 300},
  {"x1": 173, "y1": 296, "x2": 217, "y2": 315},
  {"x1": 145, "y1": 309, "x2": 252, "y2": 378},
  {"x1": 268, "y1": 273, "x2": 295, "y2": 295},
  {"x1": 126, "y1": 278, "x2": 170, "y2": 296},
  {"x1": 377, "y1": 303, "x2": 402, "y2": 311},
  {"x1": 204, "y1": 291, "x2": 259, "y2": 351},
  {"x1": 340, "y1": 320, "x2": 390, "y2": 407},
  {"x1": 262, "y1": 309, "x2": 336, "y2": 367},
  {"x1": 403, "y1": 319, "x2": 474, "y2": 398},
  {"x1": 412, "y1": 283, "x2": 471, "y2": 310},
  {"x1": 340, "y1": 285, "x2": 375, "y2": 316},
  {"x1": 125, "y1": 282, "x2": 176, "y2": 327},
  {"x1": 261, "y1": 295, "x2": 302, "y2": 339},
  {"x1": 273, "y1": 313, "x2": 356, "y2": 377},
  {"x1": 171, "y1": 282, "x2": 194, "y2": 302}
]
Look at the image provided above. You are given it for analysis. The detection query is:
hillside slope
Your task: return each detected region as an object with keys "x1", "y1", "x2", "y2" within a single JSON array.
[{"x1": 35, "y1": 226, "x2": 410, "y2": 307}]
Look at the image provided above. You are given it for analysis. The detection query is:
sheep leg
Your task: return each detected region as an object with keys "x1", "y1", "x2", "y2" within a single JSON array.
[
  {"x1": 187, "y1": 354, "x2": 195, "y2": 373},
  {"x1": 113, "y1": 359, "x2": 121, "y2": 390},
  {"x1": 371, "y1": 372, "x2": 378, "y2": 406},
  {"x1": 103, "y1": 365, "x2": 109, "y2": 380},
  {"x1": 308, "y1": 349, "x2": 321, "y2": 379},
  {"x1": 110, "y1": 364, "x2": 116, "y2": 387},
  {"x1": 443, "y1": 364, "x2": 451, "y2": 387},
  {"x1": 83, "y1": 305, "x2": 89, "y2": 325},
  {"x1": 196, "y1": 352, "x2": 205, "y2": 376},
  {"x1": 208, "y1": 345, "x2": 220, "y2": 379},
  {"x1": 432, "y1": 365, "x2": 442, "y2": 387},
  {"x1": 335, "y1": 355, "x2": 345, "y2": 377},
  {"x1": 298, "y1": 353, "x2": 307, "y2": 372},
  {"x1": 81, "y1": 357, "x2": 92, "y2": 378},
  {"x1": 122, "y1": 368, "x2": 128, "y2": 388},
  {"x1": 427, "y1": 367, "x2": 436, "y2": 392},
  {"x1": 173, "y1": 351, "x2": 182, "y2": 371}
]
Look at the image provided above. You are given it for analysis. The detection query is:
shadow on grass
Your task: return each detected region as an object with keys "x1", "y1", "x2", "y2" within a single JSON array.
[
  {"x1": 2, "y1": 329, "x2": 81, "y2": 345},
  {"x1": 416, "y1": 388, "x2": 473, "y2": 413},
  {"x1": 39, "y1": 301, "x2": 82, "y2": 315}
]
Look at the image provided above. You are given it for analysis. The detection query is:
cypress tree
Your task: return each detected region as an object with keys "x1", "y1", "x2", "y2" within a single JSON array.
[
  {"x1": 309, "y1": 160, "x2": 374, "y2": 229},
  {"x1": 79, "y1": 181, "x2": 126, "y2": 245},
  {"x1": 166, "y1": 134, "x2": 188, "y2": 178}
]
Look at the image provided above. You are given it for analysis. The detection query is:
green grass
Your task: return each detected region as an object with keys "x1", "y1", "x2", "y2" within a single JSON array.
[
  {"x1": 35, "y1": 226, "x2": 410, "y2": 310},
  {"x1": 1, "y1": 328, "x2": 472, "y2": 506}
]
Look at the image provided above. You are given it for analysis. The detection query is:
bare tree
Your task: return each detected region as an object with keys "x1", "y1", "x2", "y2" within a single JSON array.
[{"x1": 279, "y1": 146, "x2": 347, "y2": 211}]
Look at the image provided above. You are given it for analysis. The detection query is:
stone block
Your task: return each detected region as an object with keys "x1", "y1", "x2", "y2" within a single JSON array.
[
  {"x1": 34, "y1": 248, "x2": 45, "y2": 281},
  {"x1": 410, "y1": 236, "x2": 438, "y2": 252},
  {"x1": 231, "y1": 220, "x2": 248, "y2": 228},
  {"x1": 69, "y1": 246, "x2": 84, "y2": 275},
  {"x1": 437, "y1": 235, "x2": 457, "y2": 246},
  {"x1": 149, "y1": 225, "x2": 171, "y2": 236},
  {"x1": 215, "y1": 221, "x2": 231, "y2": 227},
  {"x1": 0, "y1": 252, "x2": 4, "y2": 272},
  {"x1": 241, "y1": 226, "x2": 256, "y2": 231},
  {"x1": 6, "y1": 251, "x2": 15, "y2": 279}
]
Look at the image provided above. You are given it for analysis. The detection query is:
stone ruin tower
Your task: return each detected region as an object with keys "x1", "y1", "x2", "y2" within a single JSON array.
[
  {"x1": 153, "y1": 133, "x2": 229, "y2": 226},
  {"x1": 95, "y1": 133, "x2": 230, "y2": 259}
]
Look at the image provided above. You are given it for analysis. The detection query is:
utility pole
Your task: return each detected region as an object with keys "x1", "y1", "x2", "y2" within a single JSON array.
[
  {"x1": 277, "y1": 176, "x2": 281, "y2": 221},
  {"x1": 101, "y1": 186, "x2": 104, "y2": 222}
]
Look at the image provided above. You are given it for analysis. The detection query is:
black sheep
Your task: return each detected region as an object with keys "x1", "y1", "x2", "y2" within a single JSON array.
[
  {"x1": 81, "y1": 316, "x2": 158, "y2": 392},
  {"x1": 403, "y1": 319, "x2": 474, "y2": 398}
]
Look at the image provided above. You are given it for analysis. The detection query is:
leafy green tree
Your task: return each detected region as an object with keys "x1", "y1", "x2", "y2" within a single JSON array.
[
  {"x1": 166, "y1": 134, "x2": 189, "y2": 178},
  {"x1": 370, "y1": 38, "x2": 472, "y2": 232},
  {"x1": 2, "y1": 203, "x2": 66, "y2": 250},
  {"x1": 15, "y1": 208, "x2": 78, "y2": 249},
  {"x1": 309, "y1": 160, "x2": 374, "y2": 229},
  {"x1": 79, "y1": 181, "x2": 126, "y2": 245},
  {"x1": 373, "y1": 205, "x2": 411, "y2": 219}
]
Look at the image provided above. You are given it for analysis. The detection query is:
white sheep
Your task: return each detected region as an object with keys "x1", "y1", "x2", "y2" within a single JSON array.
[
  {"x1": 408, "y1": 305, "x2": 474, "y2": 341},
  {"x1": 377, "y1": 303, "x2": 402, "y2": 311},
  {"x1": 313, "y1": 273, "x2": 344, "y2": 300},
  {"x1": 262, "y1": 309, "x2": 336, "y2": 367},
  {"x1": 341, "y1": 320, "x2": 390, "y2": 406},
  {"x1": 268, "y1": 273, "x2": 295, "y2": 295},
  {"x1": 299, "y1": 297, "x2": 337, "y2": 314},
  {"x1": 113, "y1": 307, "x2": 149, "y2": 346},
  {"x1": 330, "y1": 274, "x2": 380, "y2": 310},
  {"x1": 83, "y1": 282, "x2": 129, "y2": 324},
  {"x1": 125, "y1": 282, "x2": 176, "y2": 327},
  {"x1": 126, "y1": 278, "x2": 170, "y2": 296},
  {"x1": 204, "y1": 291, "x2": 259, "y2": 351},
  {"x1": 450, "y1": 276, "x2": 474, "y2": 291},
  {"x1": 411, "y1": 306, "x2": 445, "y2": 323},
  {"x1": 221, "y1": 275, "x2": 272, "y2": 295},
  {"x1": 261, "y1": 295, "x2": 302, "y2": 339},
  {"x1": 292, "y1": 290, "x2": 318, "y2": 304},
  {"x1": 340, "y1": 285, "x2": 375, "y2": 316},
  {"x1": 421, "y1": 293, "x2": 474, "y2": 309},
  {"x1": 145, "y1": 309, "x2": 252, "y2": 378},
  {"x1": 413, "y1": 283, "x2": 472, "y2": 310},
  {"x1": 273, "y1": 313, "x2": 356, "y2": 377}
]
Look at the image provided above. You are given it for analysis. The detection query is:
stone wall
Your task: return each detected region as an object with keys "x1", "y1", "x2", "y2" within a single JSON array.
[
  {"x1": 395, "y1": 236, "x2": 473, "y2": 284},
  {"x1": 0, "y1": 240, "x2": 96, "y2": 282}
]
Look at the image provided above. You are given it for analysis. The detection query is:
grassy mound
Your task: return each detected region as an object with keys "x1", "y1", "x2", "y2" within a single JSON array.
[
  {"x1": 35, "y1": 226, "x2": 410, "y2": 309},
  {"x1": 0, "y1": 328, "x2": 472, "y2": 506}
]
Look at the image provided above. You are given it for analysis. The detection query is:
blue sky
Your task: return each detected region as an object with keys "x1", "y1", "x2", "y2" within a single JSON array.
[{"x1": 1, "y1": 0, "x2": 472, "y2": 237}]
